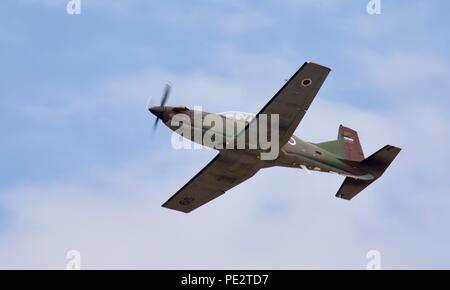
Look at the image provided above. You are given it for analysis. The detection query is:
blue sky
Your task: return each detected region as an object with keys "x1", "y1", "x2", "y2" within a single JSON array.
[{"x1": 0, "y1": 0, "x2": 450, "y2": 269}]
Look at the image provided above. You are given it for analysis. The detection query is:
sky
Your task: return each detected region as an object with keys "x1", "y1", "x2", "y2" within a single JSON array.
[{"x1": 0, "y1": 0, "x2": 449, "y2": 269}]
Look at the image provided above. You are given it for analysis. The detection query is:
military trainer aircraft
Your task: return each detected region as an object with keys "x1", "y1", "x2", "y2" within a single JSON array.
[{"x1": 148, "y1": 62, "x2": 401, "y2": 213}]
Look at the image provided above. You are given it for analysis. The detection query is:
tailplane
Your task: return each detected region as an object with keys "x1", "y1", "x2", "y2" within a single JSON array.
[{"x1": 336, "y1": 145, "x2": 401, "y2": 200}]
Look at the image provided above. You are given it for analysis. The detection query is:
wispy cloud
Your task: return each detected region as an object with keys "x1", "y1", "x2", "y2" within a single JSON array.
[
  {"x1": 4, "y1": 44, "x2": 450, "y2": 268},
  {"x1": 2, "y1": 94, "x2": 449, "y2": 269},
  {"x1": 1, "y1": 0, "x2": 450, "y2": 269}
]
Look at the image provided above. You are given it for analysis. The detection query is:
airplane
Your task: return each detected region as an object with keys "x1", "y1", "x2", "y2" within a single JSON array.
[{"x1": 148, "y1": 62, "x2": 401, "y2": 213}]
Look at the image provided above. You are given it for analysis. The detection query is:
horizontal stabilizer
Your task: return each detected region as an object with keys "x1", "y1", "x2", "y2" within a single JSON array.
[
  {"x1": 361, "y1": 145, "x2": 402, "y2": 179},
  {"x1": 336, "y1": 178, "x2": 374, "y2": 200},
  {"x1": 336, "y1": 145, "x2": 401, "y2": 200}
]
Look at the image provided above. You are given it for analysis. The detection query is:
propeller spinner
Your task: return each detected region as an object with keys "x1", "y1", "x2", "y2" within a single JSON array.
[{"x1": 148, "y1": 84, "x2": 171, "y2": 131}]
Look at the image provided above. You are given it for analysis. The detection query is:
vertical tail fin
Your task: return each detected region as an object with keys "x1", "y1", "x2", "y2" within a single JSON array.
[
  {"x1": 316, "y1": 125, "x2": 365, "y2": 161},
  {"x1": 336, "y1": 145, "x2": 402, "y2": 200}
]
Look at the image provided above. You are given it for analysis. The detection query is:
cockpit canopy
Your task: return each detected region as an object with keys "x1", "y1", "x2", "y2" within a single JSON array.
[{"x1": 172, "y1": 106, "x2": 189, "y2": 113}]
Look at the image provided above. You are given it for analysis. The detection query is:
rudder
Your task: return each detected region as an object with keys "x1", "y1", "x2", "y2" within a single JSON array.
[{"x1": 316, "y1": 125, "x2": 365, "y2": 161}]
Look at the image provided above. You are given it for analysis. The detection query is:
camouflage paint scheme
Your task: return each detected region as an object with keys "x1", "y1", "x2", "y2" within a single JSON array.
[{"x1": 149, "y1": 62, "x2": 401, "y2": 213}]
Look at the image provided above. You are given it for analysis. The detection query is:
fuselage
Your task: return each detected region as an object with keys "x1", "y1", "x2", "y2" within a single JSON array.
[{"x1": 155, "y1": 106, "x2": 373, "y2": 180}]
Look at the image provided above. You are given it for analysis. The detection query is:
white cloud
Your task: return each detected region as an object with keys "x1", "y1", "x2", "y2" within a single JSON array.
[
  {"x1": 346, "y1": 49, "x2": 450, "y2": 102},
  {"x1": 3, "y1": 62, "x2": 450, "y2": 268},
  {"x1": 3, "y1": 1, "x2": 450, "y2": 268}
]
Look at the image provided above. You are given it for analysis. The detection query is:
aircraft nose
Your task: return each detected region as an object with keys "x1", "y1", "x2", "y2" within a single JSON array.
[{"x1": 149, "y1": 106, "x2": 165, "y2": 119}]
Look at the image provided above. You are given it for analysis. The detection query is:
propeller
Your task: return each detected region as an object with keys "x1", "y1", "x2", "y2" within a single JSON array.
[
  {"x1": 152, "y1": 115, "x2": 160, "y2": 131},
  {"x1": 160, "y1": 83, "x2": 171, "y2": 107},
  {"x1": 148, "y1": 83, "x2": 171, "y2": 131}
]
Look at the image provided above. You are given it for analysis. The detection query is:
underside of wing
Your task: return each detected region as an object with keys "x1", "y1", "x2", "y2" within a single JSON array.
[
  {"x1": 162, "y1": 152, "x2": 261, "y2": 213},
  {"x1": 244, "y1": 62, "x2": 331, "y2": 148}
]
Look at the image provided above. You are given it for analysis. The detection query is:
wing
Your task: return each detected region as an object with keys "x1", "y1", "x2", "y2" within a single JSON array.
[
  {"x1": 162, "y1": 153, "x2": 261, "y2": 213},
  {"x1": 244, "y1": 62, "x2": 331, "y2": 148}
]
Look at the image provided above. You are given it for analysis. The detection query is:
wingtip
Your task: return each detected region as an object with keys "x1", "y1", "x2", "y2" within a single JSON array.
[
  {"x1": 306, "y1": 61, "x2": 332, "y2": 71},
  {"x1": 161, "y1": 204, "x2": 190, "y2": 214}
]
